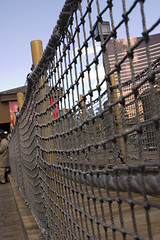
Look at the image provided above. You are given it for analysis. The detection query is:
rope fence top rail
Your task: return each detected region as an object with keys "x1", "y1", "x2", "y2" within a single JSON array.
[{"x1": 9, "y1": 0, "x2": 160, "y2": 239}]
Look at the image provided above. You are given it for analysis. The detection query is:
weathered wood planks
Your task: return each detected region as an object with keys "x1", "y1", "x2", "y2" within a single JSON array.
[{"x1": 0, "y1": 176, "x2": 44, "y2": 240}]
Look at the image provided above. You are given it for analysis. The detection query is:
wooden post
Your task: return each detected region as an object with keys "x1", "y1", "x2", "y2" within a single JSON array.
[
  {"x1": 30, "y1": 40, "x2": 43, "y2": 67},
  {"x1": 103, "y1": 52, "x2": 126, "y2": 163},
  {"x1": 110, "y1": 74, "x2": 125, "y2": 163},
  {"x1": 12, "y1": 113, "x2": 16, "y2": 125},
  {"x1": 17, "y1": 93, "x2": 24, "y2": 111},
  {"x1": 10, "y1": 123, "x2": 13, "y2": 132},
  {"x1": 80, "y1": 94, "x2": 85, "y2": 120}
]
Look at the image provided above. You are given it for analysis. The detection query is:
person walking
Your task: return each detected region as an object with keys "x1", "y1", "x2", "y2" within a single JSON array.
[{"x1": 0, "y1": 130, "x2": 9, "y2": 184}]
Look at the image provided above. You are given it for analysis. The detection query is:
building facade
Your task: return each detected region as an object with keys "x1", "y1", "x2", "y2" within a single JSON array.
[
  {"x1": 0, "y1": 86, "x2": 26, "y2": 133},
  {"x1": 107, "y1": 33, "x2": 160, "y2": 149}
]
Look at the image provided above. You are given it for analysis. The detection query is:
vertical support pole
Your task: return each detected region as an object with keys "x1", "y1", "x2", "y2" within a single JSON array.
[
  {"x1": 30, "y1": 40, "x2": 44, "y2": 127},
  {"x1": 62, "y1": 108, "x2": 66, "y2": 115},
  {"x1": 10, "y1": 123, "x2": 13, "y2": 132},
  {"x1": 110, "y1": 73, "x2": 125, "y2": 163},
  {"x1": 103, "y1": 51, "x2": 126, "y2": 163},
  {"x1": 17, "y1": 93, "x2": 24, "y2": 111},
  {"x1": 12, "y1": 113, "x2": 16, "y2": 125},
  {"x1": 30, "y1": 40, "x2": 43, "y2": 67},
  {"x1": 30, "y1": 40, "x2": 44, "y2": 112},
  {"x1": 30, "y1": 39, "x2": 48, "y2": 229},
  {"x1": 80, "y1": 94, "x2": 88, "y2": 150},
  {"x1": 80, "y1": 94, "x2": 86, "y2": 120}
]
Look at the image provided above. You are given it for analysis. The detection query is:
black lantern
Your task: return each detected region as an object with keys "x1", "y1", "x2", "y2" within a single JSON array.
[{"x1": 94, "y1": 21, "x2": 111, "y2": 42}]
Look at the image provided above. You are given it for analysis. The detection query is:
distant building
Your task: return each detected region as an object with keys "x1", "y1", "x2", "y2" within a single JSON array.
[
  {"x1": 140, "y1": 85, "x2": 160, "y2": 148},
  {"x1": 107, "y1": 33, "x2": 160, "y2": 119},
  {"x1": 0, "y1": 86, "x2": 26, "y2": 133},
  {"x1": 106, "y1": 33, "x2": 160, "y2": 149}
]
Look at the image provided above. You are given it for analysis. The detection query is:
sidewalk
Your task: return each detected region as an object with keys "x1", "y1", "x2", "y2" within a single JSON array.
[{"x1": 0, "y1": 175, "x2": 44, "y2": 240}]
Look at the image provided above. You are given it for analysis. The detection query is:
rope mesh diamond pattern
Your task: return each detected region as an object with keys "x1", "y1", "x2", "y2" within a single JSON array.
[{"x1": 9, "y1": 0, "x2": 160, "y2": 239}]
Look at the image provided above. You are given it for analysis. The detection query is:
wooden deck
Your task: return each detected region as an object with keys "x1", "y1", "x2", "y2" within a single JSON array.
[
  {"x1": 49, "y1": 180, "x2": 160, "y2": 240},
  {"x1": 0, "y1": 175, "x2": 160, "y2": 240},
  {"x1": 0, "y1": 175, "x2": 44, "y2": 240}
]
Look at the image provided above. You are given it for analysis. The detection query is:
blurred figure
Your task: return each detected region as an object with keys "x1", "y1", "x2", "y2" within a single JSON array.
[{"x1": 0, "y1": 130, "x2": 10, "y2": 184}]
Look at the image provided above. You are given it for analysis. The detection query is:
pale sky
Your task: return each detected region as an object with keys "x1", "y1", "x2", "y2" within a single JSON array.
[{"x1": 0, "y1": 0, "x2": 159, "y2": 92}]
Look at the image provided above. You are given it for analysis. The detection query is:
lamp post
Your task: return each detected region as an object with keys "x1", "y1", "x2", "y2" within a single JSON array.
[
  {"x1": 94, "y1": 21, "x2": 111, "y2": 42},
  {"x1": 94, "y1": 21, "x2": 125, "y2": 164}
]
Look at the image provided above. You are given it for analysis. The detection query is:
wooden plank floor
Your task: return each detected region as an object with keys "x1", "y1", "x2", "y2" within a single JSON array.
[
  {"x1": 1, "y1": 175, "x2": 159, "y2": 240},
  {"x1": 0, "y1": 175, "x2": 44, "y2": 240},
  {"x1": 47, "y1": 178, "x2": 160, "y2": 240}
]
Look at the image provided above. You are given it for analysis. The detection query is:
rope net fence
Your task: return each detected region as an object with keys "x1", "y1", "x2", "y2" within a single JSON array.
[{"x1": 9, "y1": 0, "x2": 160, "y2": 239}]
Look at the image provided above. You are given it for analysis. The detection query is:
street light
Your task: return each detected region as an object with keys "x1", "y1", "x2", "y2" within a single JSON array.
[
  {"x1": 93, "y1": 21, "x2": 111, "y2": 42},
  {"x1": 93, "y1": 21, "x2": 126, "y2": 164}
]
